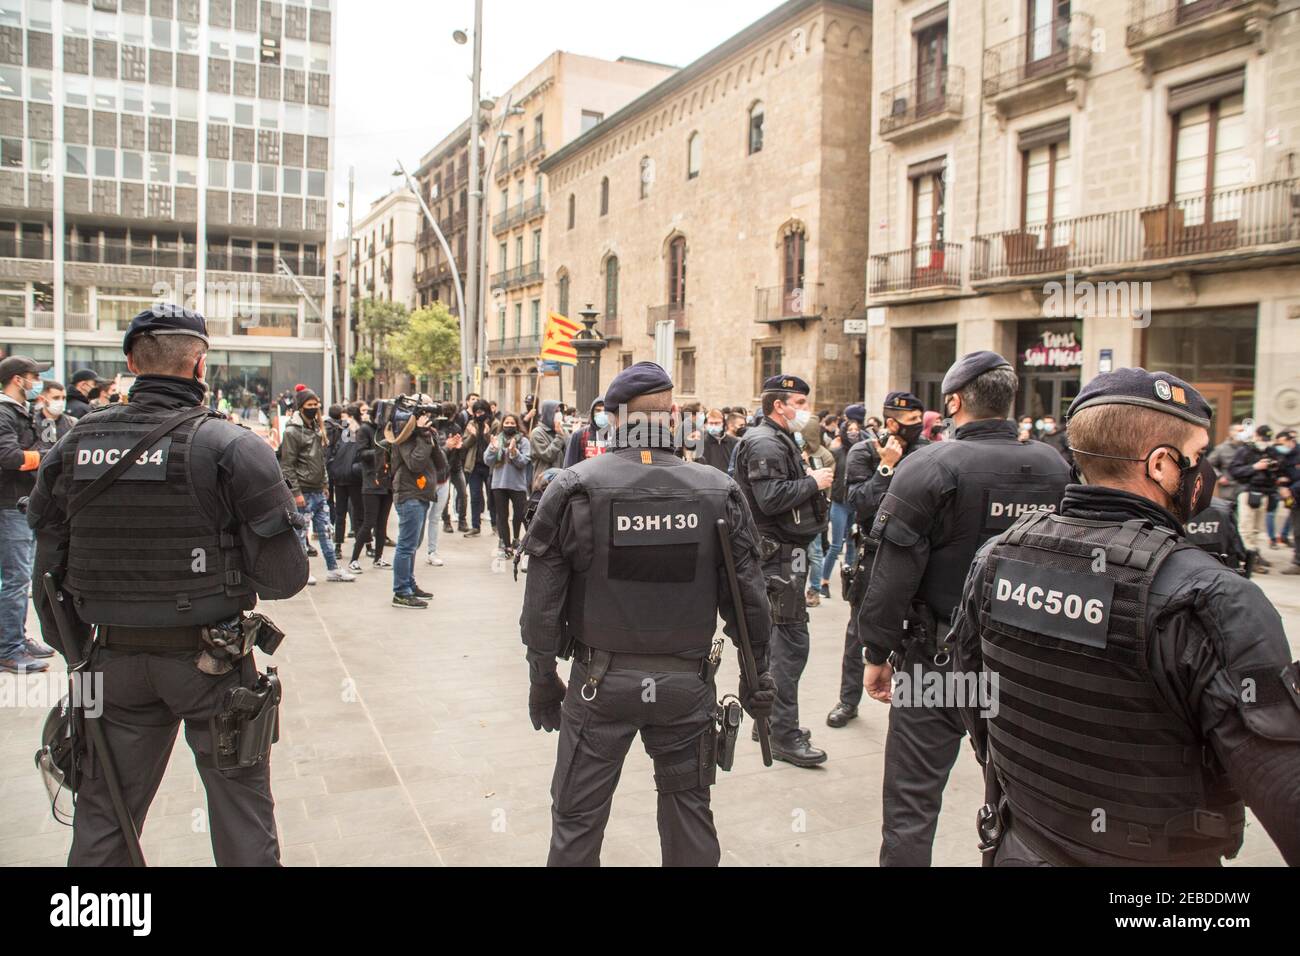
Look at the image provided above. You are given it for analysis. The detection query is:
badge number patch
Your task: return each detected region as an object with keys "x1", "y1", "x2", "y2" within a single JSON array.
[
  {"x1": 990, "y1": 556, "x2": 1114, "y2": 649},
  {"x1": 611, "y1": 499, "x2": 704, "y2": 547},
  {"x1": 982, "y1": 489, "x2": 1061, "y2": 533},
  {"x1": 73, "y1": 435, "x2": 172, "y2": 481}
]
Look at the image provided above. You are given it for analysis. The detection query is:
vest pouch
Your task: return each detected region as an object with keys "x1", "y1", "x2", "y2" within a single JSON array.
[{"x1": 1238, "y1": 661, "x2": 1300, "y2": 742}]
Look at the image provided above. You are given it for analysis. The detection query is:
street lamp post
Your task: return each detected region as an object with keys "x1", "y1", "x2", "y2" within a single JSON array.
[
  {"x1": 477, "y1": 99, "x2": 524, "y2": 402},
  {"x1": 572, "y1": 303, "x2": 607, "y2": 413},
  {"x1": 463, "y1": 0, "x2": 484, "y2": 397}
]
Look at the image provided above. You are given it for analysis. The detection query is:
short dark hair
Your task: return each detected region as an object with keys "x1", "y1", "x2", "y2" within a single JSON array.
[
  {"x1": 346, "y1": 402, "x2": 362, "y2": 419},
  {"x1": 761, "y1": 390, "x2": 795, "y2": 416},
  {"x1": 955, "y1": 366, "x2": 1018, "y2": 420},
  {"x1": 129, "y1": 332, "x2": 207, "y2": 376},
  {"x1": 42, "y1": 380, "x2": 64, "y2": 393},
  {"x1": 1067, "y1": 405, "x2": 1202, "y2": 484}
]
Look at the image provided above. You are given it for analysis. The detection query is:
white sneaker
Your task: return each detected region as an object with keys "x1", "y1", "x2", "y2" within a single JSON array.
[
  {"x1": 307, "y1": 574, "x2": 317, "y2": 586},
  {"x1": 426, "y1": 553, "x2": 444, "y2": 566},
  {"x1": 326, "y1": 569, "x2": 356, "y2": 582},
  {"x1": 348, "y1": 560, "x2": 364, "y2": 573},
  {"x1": 372, "y1": 557, "x2": 392, "y2": 569}
]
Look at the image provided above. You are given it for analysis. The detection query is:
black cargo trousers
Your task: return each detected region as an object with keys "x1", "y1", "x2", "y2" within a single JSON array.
[
  {"x1": 548, "y1": 660, "x2": 719, "y2": 867},
  {"x1": 69, "y1": 647, "x2": 279, "y2": 867}
]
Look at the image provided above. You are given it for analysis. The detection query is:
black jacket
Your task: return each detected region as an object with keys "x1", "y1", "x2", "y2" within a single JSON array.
[
  {"x1": 1229, "y1": 442, "x2": 1285, "y2": 494},
  {"x1": 65, "y1": 392, "x2": 93, "y2": 420},
  {"x1": 951, "y1": 484, "x2": 1300, "y2": 866},
  {"x1": 356, "y1": 421, "x2": 392, "y2": 495},
  {"x1": 0, "y1": 395, "x2": 41, "y2": 508},
  {"x1": 695, "y1": 430, "x2": 738, "y2": 474}
]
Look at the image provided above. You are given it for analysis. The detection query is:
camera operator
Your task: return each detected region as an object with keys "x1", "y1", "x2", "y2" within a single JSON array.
[
  {"x1": 1230, "y1": 424, "x2": 1285, "y2": 569},
  {"x1": 387, "y1": 396, "x2": 448, "y2": 609}
]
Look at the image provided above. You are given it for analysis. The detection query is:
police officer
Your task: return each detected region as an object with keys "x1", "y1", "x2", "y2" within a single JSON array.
[
  {"x1": 827, "y1": 391, "x2": 929, "y2": 729},
  {"x1": 731, "y1": 374, "x2": 832, "y2": 766},
  {"x1": 857, "y1": 351, "x2": 1071, "y2": 866},
  {"x1": 1185, "y1": 492, "x2": 1253, "y2": 575},
  {"x1": 520, "y1": 361, "x2": 775, "y2": 866},
  {"x1": 951, "y1": 368, "x2": 1300, "y2": 866},
  {"x1": 27, "y1": 304, "x2": 310, "y2": 866}
]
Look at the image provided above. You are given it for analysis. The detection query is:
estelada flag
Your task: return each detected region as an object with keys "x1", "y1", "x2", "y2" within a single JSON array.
[{"x1": 540, "y1": 312, "x2": 580, "y2": 366}]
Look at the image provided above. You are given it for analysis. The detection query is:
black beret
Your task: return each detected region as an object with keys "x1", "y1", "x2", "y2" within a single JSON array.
[
  {"x1": 883, "y1": 391, "x2": 924, "y2": 413},
  {"x1": 843, "y1": 403, "x2": 866, "y2": 424},
  {"x1": 941, "y1": 350, "x2": 1013, "y2": 395},
  {"x1": 761, "y1": 374, "x2": 810, "y2": 395},
  {"x1": 70, "y1": 368, "x2": 98, "y2": 385},
  {"x1": 123, "y1": 303, "x2": 209, "y2": 355},
  {"x1": 604, "y1": 361, "x2": 673, "y2": 409},
  {"x1": 1067, "y1": 368, "x2": 1211, "y2": 428}
]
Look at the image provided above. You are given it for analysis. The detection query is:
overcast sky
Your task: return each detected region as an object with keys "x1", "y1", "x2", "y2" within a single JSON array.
[{"x1": 331, "y1": 0, "x2": 780, "y2": 230}]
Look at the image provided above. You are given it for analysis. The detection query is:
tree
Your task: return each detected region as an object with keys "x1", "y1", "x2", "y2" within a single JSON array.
[
  {"x1": 394, "y1": 303, "x2": 461, "y2": 390},
  {"x1": 358, "y1": 298, "x2": 409, "y2": 394}
]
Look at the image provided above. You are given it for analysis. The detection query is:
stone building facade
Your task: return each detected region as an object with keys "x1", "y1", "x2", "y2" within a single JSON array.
[
  {"x1": 866, "y1": 0, "x2": 1300, "y2": 440},
  {"x1": 540, "y1": 0, "x2": 873, "y2": 413}
]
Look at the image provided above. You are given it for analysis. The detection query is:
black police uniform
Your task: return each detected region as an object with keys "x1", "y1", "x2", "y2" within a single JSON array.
[
  {"x1": 1185, "y1": 495, "x2": 1250, "y2": 573},
  {"x1": 950, "y1": 369, "x2": 1300, "y2": 867},
  {"x1": 520, "y1": 437, "x2": 771, "y2": 865},
  {"x1": 732, "y1": 378, "x2": 828, "y2": 759},
  {"x1": 857, "y1": 352, "x2": 1071, "y2": 867},
  {"x1": 27, "y1": 306, "x2": 309, "y2": 867}
]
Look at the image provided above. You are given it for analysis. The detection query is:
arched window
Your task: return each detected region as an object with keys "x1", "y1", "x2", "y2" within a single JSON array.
[
  {"x1": 558, "y1": 272, "x2": 570, "y2": 318},
  {"x1": 600, "y1": 176, "x2": 609, "y2": 216},
  {"x1": 748, "y1": 101, "x2": 764, "y2": 155},
  {"x1": 687, "y1": 132, "x2": 701, "y2": 179},
  {"x1": 567, "y1": 193, "x2": 575, "y2": 230},
  {"x1": 639, "y1": 156, "x2": 652, "y2": 199},
  {"x1": 604, "y1": 255, "x2": 619, "y2": 329},
  {"x1": 667, "y1": 236, "x2": 686, "y2": 316}
]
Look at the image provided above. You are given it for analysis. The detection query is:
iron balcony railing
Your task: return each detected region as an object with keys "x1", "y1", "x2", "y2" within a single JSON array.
[
  {"x1": 493, "y1": 195, "x2": 544, "y2": 234},
  {"x1": 646, "y1": 302, "x2": 690, "y2": 335},
  {"x1": 879, "y1": 66, "x2": 964, "y2": 137},
  {"x1": 970, "y1": 178, "x2": 1299, "y2": 281},
  {"x1": 0, "y1": 236, "x2": 52, "y2": 260},
  {"x1": 526, "y1": 135, "x2": 546, "y2": 162},
  {"x1": 983, "y1": 13, "x2": 1093, "y2": 99},
  {"x1": 869, "y1": 241, "x2": 964, "y2": 294},
  {"x1": 754, "y1": 282, "x2": 825, "y2": 323},
  {"x1": 1127, "y1": 0, "x2": 1262, "y2": 46},
  {"x1": 488, "y1": 334, "x2": 542, "y2": 358}
]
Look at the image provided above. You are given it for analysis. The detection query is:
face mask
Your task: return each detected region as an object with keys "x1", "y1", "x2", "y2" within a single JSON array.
[
  {"x1": 706, "y1": 424, "x2": 723, "y2": 438},
  {"x1": 46, "y1": 400, "x2": 65, "y2": 416},
  {"x1": 845, "y1": 429, "x2": 861, "y2": 445},
  {"x1": 25, "y1": 381, "x2": 40, "y2": 400},
  {"x1": 789, "y1": 408, "x2": 812, "y2": 431},
  {"x1": 593, "y1": 411, "x2": 609, "y2": 429},
  {"x1": 793, "y1": 432, "x2": 805, "y2": 448},
  {"x1": 502, "y1": 426, "x2": 518, "y2": 437},
  {"x1": 896, "y1": 422, "x2": 925, "y2": 446},
  {"x1": 302, "y1": 407, "x2": 318, "y2": 420},
  {"x1": 1149, "y1": 446, "x2": 1215, "y2": 524},
  {"x1": 1275, "y1": 445, "x2": 1289, "y2": 455},
  {"x1": 1042, "y1": 422, "x2": 1057, "y2": 434}
]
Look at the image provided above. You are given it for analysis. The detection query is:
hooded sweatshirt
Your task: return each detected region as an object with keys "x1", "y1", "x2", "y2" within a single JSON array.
[
  {"x1": 801, "y1": 416, "x2": 835, "y2": 472},
  {"x1": 529, "y1": 399, "x2": 568, "y2": 470},
  {"x1": 563, "y1": 396, "x2": 610, "y2": 467}
]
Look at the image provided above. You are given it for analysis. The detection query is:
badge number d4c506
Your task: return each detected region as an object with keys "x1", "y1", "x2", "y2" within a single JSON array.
[{"x1": 990, "y1": 556, "x2": 1114, "y2": 650}]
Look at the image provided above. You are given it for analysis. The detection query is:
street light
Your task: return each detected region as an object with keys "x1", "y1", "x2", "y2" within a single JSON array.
[
  {"x1": 452, "y1": 28, "x2": 468, "y2": 45},
  {"x1": 477, "y1": 99, "x2": 526, "y2": 397}
]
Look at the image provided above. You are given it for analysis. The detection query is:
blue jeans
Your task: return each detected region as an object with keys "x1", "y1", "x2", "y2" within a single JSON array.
[
  {"x1": 821, "y1": 501, "x2": 858, "y2": 585},
  {"x1": 298, "y1": 490, "x2": 337, "y2": 572},
  {"x1": 0, "y1": 508, "x2": 33, "y2": 657},
  {"x1": 807, "y1": 533, "x2": 824, "y2": 591},
  {"x1": 426, "y1": 480, "x2": 450, "y2": 555},
  {"x1": 393, "y1": 498, "x2": 429, "y2": 595}
]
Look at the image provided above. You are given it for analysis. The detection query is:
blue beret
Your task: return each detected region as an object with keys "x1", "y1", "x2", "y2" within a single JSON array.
[
  {"x1": 123, "y1": 303, "x2": 209, "y2": 355},
  {"x1": 941, "y1": 350, "x2": 1012, "y2": 395},
  {"x1": 1068, "y1": 368, "x2": 1211, "y2": 428},
  {"x1": 883, "y1": 391, "x2": 924, "y2": 413},
  {"x1": 604, "y1": 361, "x2": 673, "y2": 409},
  {"x1": 761, "y1": 374, "x2": 810, "y2": 395},
  {"x1": 843, "y1": 403, "x2": 866, "y2": 423}
]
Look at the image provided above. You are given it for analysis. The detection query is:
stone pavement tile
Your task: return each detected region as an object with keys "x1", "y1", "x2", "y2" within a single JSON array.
[
  {"x1": 345, "y1": 850, "x2": 444, "y2": 867},
  {"x1": 385, "y1": 745, "x2": 476, "y2": 781},
  {"x1": 312, "y1": 829, "x2": 437, "y2": 866},
  {"x1": 436, "y1": 832, "x2": 549, "y2": 867},
  {"x1": 278, "y1": 813, "x2": 342, "y2": 847},
  {"x1": 264, "y1": 772, "x2": 327, "y2": 800},
  {"x1": 301, "y1": 785, "x2": 411, "y2": 820},
  {"x1": 334, "y1": 803, "x2": 424, "y2": 839},
  {"x1": 402, "y1": 771, "x2": 491, "y2": 806},
  {"x1": 281, "y1": 844, "x2": 318, "y2": 867},
  {"x1": 413, "y1": 802, "x2": 504, "y2": 848}
]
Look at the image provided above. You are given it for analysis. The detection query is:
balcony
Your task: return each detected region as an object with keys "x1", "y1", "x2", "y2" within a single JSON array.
[
  {"x1": 526, "y1": 135, "x2": 546, "y2": 164},
  {"x1": 523, "y1": 194, "x2": 545, "y2": 224},
  {"x1": 0, "y1": 236, "x2": 51, "y2": 260},
  {"x1": 970, "y1": 179, "x2": 1300, "y2": 288},
  {"x1": 488, "y1": 334, "x2": 541, "y2": 359},
  {"x1": 646, "y1": 303, "x2": 690, "y2": 336},
  {"x1": 493, "y1": 195, "x2": 544, "y2": 235},
  {"x1": 441, "y1": 208, "x2": 468, "y2": 235},
  {"x1": 1126, "y1": 0, "x2": 1274, "y2": 75},
  {"x1": 489, "y1": 261, "x2": 543, "y2": 292},
  {"x1": 754, "y1": 282, "x2": 826, "y2": 327},
  {"x1": 879, "y1": 67, "x2": 964, "y2": 143},
  {"x1": 869, "y1": 242, "x2": 964, "y2": 297},
  {"x1": 983, "y1": 14, "x2": 1093, "y2": 116},
  {"x1": 497, "y1": 144, "x2": 527, "y2": 180}
]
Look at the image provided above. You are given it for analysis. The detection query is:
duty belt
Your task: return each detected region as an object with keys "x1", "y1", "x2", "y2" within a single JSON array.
[
  {"x1": 98, "y1": 624, "x2": 207, "y2": 652},
  {"x1": 572, "y1": 640, "x2": 719, "y2": 700}
]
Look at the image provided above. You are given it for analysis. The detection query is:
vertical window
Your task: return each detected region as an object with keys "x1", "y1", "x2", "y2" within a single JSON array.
[
  {"x1": 497, "y1": 305, "x2": 506, "y2": 340},
  {"x1": 758, "y1": 345, "x2": 783, "y2": 392},
  {"x1": 558, "y1": 274, "x2": 570, "y2": 317},
  {"x1": 1022, "y1": 140, "x2": 1070, "y2": 231},
  {"x1": 498, "y1": 241, "x2": 507, "y2": 271},
  {"x1": 600, "y1": 177, "x2": 609, "y2": 216},
  {"x1": 748, "y1": 103, "x2": 764, "y2": 155},
  {"x1": 1173, "y1": 91, "x2": 1246, "y2": 225},
  {"x1": 668, "y1": 236, "x2": 687, "y2": 313},
  {"x1": 1026, "y1": 0, "x2": 1071, "y2": 69},
  {"x1": 677, "y1": 348, "x2": 696, "y2": 395},
  {"x1": 911, "y1": 166, "x2": 946, "y2": 267},
  {"x1": 604, "y1": 255, "x2": 619, "y2": 321},
  {"x1": 532, "y1": 229, "x2": 542, "y2": 265},
  {"x1": 687, "y1": 132, "x2": 701, "y2": 179},
  {"x1": 782, "y1": 230, "x2": 806, "y2": 313},
  {"x1": 500, "y1": 187, "x2": 509, "y2": 213},
  {"x1": 530, "y1": 299, "x2": 541, "y2": 337},
  {"x1": 533, "y1": 114, "x2": 543, "y2": 144},
  {"x1": 567, "y1": 193, "x2": 575, "y2": 230},
  {"x1": 514, "y1": 235, "x2": 524, "y2": 268},
  {"x1": 513, "y1": 302, "x2": 522, "y2": 338},
  {"x1": 915, "y1": 17, "x2": 949, "y2": 112}
]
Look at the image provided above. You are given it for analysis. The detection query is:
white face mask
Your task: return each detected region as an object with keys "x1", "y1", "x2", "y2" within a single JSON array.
[
  {"x1": 790, "y1": 408, "x2": 812, "y2": 430},
  {"x1": 45, "y1": 399, "x2": 65, "y2": 416}
]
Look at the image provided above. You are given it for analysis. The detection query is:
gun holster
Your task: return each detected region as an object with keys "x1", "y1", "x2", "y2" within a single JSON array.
[
  {"x1": 211, "y1": 667, "x2": 281, "y2": 771},
  {"x1": 903, "y1": 601, "x2": 948, "y2": 663},
  {"x1": 713, "y1": 696, "x2": 743, "y2": 772}
]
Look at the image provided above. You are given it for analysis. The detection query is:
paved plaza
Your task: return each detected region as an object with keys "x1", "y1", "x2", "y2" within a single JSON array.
[{"x1": 1, "y1": 523, "x2": 1294, "y2": 867}]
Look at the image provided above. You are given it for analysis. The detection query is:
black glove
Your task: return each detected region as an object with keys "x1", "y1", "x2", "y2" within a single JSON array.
[
  {"x1": 739, "y1": 669, "x2": 776, "y2": 721},
  {"x1": 528, "y1": 672, "x2": 567, "y2": 732}
]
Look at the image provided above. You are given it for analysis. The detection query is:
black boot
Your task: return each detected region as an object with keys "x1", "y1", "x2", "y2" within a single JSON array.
[
  {"x1": 769, "y1": 731, "x2": 827, "y2": 768},
  {"x1": 826, "y1": 702, "x2": 858, "y2": 728},
  {"x1": 457, "y1": 520, "x2": 469, "y2": 532}
]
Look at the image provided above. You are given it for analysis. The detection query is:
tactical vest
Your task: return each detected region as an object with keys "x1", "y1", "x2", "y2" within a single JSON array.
[
  {"x1": 62, "y1": 404, "x2": 253, "y2": 629},
  {"x1": 568, "y1": 447, "x2": 730, "y2": 655},
  {"x1": 978, "y1": 511, "x2": 1245, "y2": 865},
  {"x1": 1184, "y1": 499, "x2": 1237, "y2": 560},
  {"x1": 917, "y1": 443, "x2": 1067, "y2": 623}
]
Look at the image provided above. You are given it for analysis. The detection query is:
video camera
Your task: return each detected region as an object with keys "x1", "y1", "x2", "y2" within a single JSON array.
[{"x1": 373, "y1": 394, "x2": 449, "y2": 434}]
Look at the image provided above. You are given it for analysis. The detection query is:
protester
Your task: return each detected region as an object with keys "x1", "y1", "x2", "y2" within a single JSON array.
[
  {"x1": 485, "y1": 411, "x2": 531, "y2": 557},
  {"x1": 563, "y1": 397, "x2": 609, "y2": 466},
  {"x1": 326, "y1": 404, "x2": 364, "y2": 562},
  {"x1": 461, "y1": 398, "x2": 496, "y2": 537},
  {"x1": 800, "y1": 415, "x2": 835, "y2": 607},
  {"x1": 281, "y1": 388, "x2": 354, "y2": 583},
  {"x1": 388, "y1": 402, "x2": 447, "y2": 609},
  {"x1": 529, "y1": 399, "x2": 568, "y2": 476},
  {"x1": 67, "y1": 368, "x2": 97, "y2": 418},
  {"x1": 349, "y1": 403, "x2": 393, "y2": 572},
  {"x1": 695, "y1": 407, "x2": 738, "y2": 472},
  {"x1": 33, "y1": 380, "x2": 76, "y2": 454}
]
